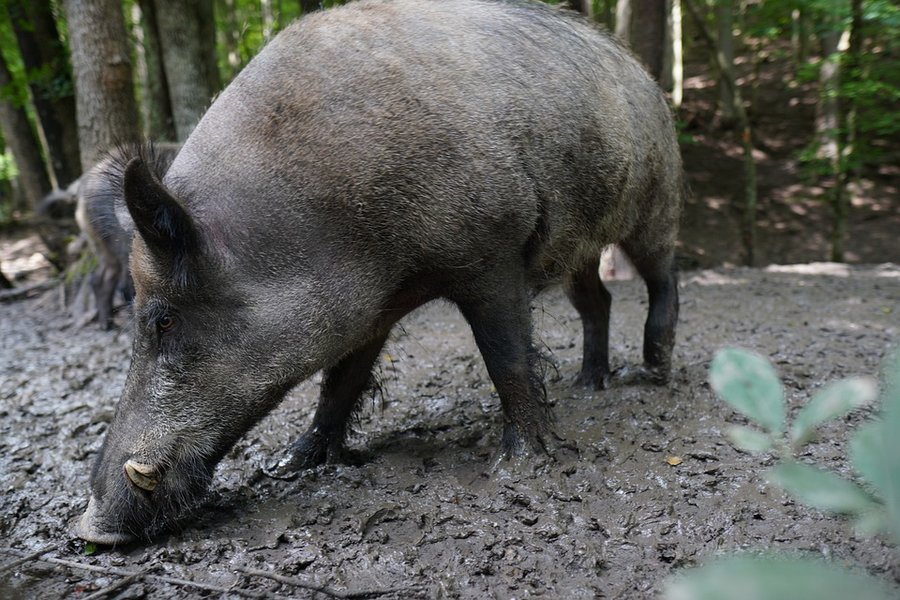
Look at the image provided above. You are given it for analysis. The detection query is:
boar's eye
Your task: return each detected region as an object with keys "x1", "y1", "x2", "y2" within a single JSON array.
[{"x1": 156, "y1": 314, "x2": 177, "y2": 334}]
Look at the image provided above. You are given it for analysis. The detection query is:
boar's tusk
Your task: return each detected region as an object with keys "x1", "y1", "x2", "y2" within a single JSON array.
[{"x1": 124, "y1": 460, "x2": 159, "y2": 491}]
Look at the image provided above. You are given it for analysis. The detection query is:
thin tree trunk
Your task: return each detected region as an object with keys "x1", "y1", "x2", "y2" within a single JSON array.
[
  {"x1": 831, "y1": 0, "x2": 863, "y2": 263},
  {"x1": 262, "y1": 0, "x2": 275, "y2": 41},
  {"x1": 616, "y1": 0, "x2": 666, "y2": 82},
  {"x1": 63, "y1": 0, "x2": 141, "y2": 172},
  {"x1": 670, "y1": 0, "x2": 684, "y2": 109},
  {"x1": 791, "y1": 8, "x2": 809, "y2": 71},
  {"x1": 136, "y1": 0, "x2": 177, "y2": 141},
  {"x1": 7, "y1": 0, "x2": 81, "y2": 186},
  {"x1": 615, "y1": 0, "x2": 632, "y2": 41},
  {"x1": 717, "y1": 0, "x2": 737, "y2": 125},
  {"x1": 817, "y1": 29, "x2": 844, "y2": 262},
  {"x1": 684, "y1": 0, "x2": 757, "y2": 266}
]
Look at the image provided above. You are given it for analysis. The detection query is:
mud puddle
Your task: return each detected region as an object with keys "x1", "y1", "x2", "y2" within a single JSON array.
[{"x1": 2, "y1": 264, "x2": 898, "y2": 598}]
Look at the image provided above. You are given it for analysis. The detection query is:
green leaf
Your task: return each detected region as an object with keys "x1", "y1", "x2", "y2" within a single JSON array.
[
  {"x1": 665, "y1": 555, "x2": 898, "y2": 600},
  {"x1": 84, "y1": 542, "x2": 97, "y2": 556},
  {"x1": 854, "y1": 509, "x2": 889, "y2": 538},
  {"x1": 850, "y1": 421, "x2": 887, "y2": 491},
  {"x1": 768, "y1": 462, "x2": 879, "y2": 515},
  {"x1": 880, "y1": 353, "x2": 900, "y2": 544},
  {"x1": 710, "y1": 348, "x2": 785, "y2": 435},
  {"x1": 727, "y1": 426, "x2": 773, "y2": 453},
  {"x1": 790, "y1": 377, "x2": 878, "y2": 446}
]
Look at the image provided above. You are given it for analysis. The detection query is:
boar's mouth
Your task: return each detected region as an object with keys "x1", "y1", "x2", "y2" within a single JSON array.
[{"x1": 75, "y1": 452, "x2": 215, "y2": 545}]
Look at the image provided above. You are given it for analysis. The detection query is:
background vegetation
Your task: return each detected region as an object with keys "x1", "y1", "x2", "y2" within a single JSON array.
[{"x1": 0, "y1": 0, "x2": 897, "y2": 276}]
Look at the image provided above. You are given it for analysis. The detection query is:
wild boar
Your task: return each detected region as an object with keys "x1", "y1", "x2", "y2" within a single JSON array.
[{"x1": 76, "y1": 0, "x2": 682, "y2": 543}]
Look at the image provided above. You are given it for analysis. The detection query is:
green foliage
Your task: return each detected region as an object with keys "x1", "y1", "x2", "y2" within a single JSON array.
[
  {"x1": 709, "y1": 348, "x2": 785, "y2": 436},
  {"x1": 790, "y1": 377, "x2": 877, "y2": 445},
  {"x1": 769, "y1": 460, "x2": 880, "y2": 515},
  {"x1": 664, "y1": 350, "x2": 900, "y2": 600},
  {"x1": 0, "y1": 150, "x2": 18, "y2": 223},
  {"x1": 666, "y1": 554, "x2": 896, "y2": 600}
]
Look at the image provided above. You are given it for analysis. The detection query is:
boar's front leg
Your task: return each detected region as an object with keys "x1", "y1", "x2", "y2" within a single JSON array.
[
  {"x1": 456, "y1": 277, "x2": 552, "y2": 460},
  {"x1": 270, "y1": 332, "x2": 390, "y2": 477}
]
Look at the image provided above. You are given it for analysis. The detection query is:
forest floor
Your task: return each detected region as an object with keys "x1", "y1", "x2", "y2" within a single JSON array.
[{"x1": 1, "y1": 53, "x2": 899, "y2": 599}]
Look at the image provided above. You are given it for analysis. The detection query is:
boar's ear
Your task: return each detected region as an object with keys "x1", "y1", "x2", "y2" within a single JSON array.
[{"x1": 123, "y1": 157, "x2": 199, "y2": 274}]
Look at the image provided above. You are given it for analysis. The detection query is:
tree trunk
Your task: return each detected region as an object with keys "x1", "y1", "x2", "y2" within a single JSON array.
[
  {"x1": 791, "y1": 8, "x2": 809, "y2": 71},
  {"x1": 196, "y1": 0, "x2": 221, "y2": 95},
  {"x1": 815, "y1": 6, "x2": 857, "y2": 263},
  {"x1": 669, "y1": 0, "x2": 684, "y2": 109},
  {"x1": 684, "y1": 0, "x2": 757, "y2": 266},
  {"x1": 829, "y1": 0, "x2": 863, "y2": 263},
  {"x1": 63, "y1": 0, "x2": 140, "y2": 172},
  {"x1": 0, "y1": 51, "x2": 75, "y2": 269},
  {"x1": 135, "y1": 0, "x2": 177, "y2": 141},
  {"x1": 7, "y1": 0, "x2": 81, "y2": 186},
  {"x1": 154, "y1": 0, "x2": 219, "y2": 141},
  {"x1": 716, "y1": 0, "x2": 737, "y2": 125},
  {"x1": 615, "y1": 0, "x2": 666, "y2": 82},
  {"x1": 0, "y1": 54, "x2": 51, "y2": 211},
  {"x1": 299, "y1": 0, "x2": 321, "y2": 14}
]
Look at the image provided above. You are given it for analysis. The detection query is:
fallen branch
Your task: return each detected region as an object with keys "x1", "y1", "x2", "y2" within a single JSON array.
[
  {"x1": 236, "y1": 566, "x2": 349, "y2": 598},
  {"x1": 0, "y1": 278, "x2": 59, "y2": 303},
  {"x1": 237, "y1": 566, "x2": 421, "y2": 599},
  {"x1": 81, "y1": 570, "x2": 147, "y2": 600},
  {"x1": 0, "y1": 548, "x2": 272, "y2": 599},
  {"x1": 0, "y1": 543, "x2": 64, "y2": 576}
]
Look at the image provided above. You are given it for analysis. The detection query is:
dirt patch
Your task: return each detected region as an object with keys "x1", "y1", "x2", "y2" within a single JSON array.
[{"x1": 2, "y1": 263, "x2": 897, "y2": 598}]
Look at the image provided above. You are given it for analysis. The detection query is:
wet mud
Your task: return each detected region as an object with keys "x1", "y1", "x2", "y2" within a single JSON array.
[{"x1": 2, "y1": 264, "x2": 898, "y2": 598}]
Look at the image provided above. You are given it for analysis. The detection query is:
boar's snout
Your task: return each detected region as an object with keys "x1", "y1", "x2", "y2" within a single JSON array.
[
  {"x1": 74, "y1": 495, "x2": 137, "y2": 545},
  {"x1": 75, "y1": 441, "x2": 215, "y2": 545}
]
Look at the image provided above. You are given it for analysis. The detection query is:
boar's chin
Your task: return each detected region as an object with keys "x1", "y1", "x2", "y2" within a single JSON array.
[{"x1": 76, "y1": 454, "x2": 215, "y2": 545}]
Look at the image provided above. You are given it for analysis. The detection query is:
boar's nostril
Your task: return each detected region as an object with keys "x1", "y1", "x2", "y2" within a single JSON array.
[{"x1": 124, "y1": 460, "x2": 159, "y2": 491}]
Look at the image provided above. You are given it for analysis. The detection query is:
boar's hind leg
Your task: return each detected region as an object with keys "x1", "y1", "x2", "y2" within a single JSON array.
[
  {"x1": 91, "y1": 263, "x2": 120, "y2": 330},
  {"x1": 620, "y1": 242, "x2": 679, "y2": 385},
  {"x1": 271, "y1": 332, "x2": 390, "y2": 477},
  {"x1": 457, "y1": 280, "x2": 552, "y2": 459},
  {"x1": 564, "y1": 258, "x2": 612, "y2": 390}
]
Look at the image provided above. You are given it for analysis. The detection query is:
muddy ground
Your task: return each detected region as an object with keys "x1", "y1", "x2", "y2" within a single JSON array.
[{"x1": 2, "y1": 261, "x2": 898, "y2": 598}]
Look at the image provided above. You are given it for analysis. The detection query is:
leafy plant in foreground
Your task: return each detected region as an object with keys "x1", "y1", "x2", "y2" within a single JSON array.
[{"x1": 665, "y1": 348, "x2": 900, "y2": 600}]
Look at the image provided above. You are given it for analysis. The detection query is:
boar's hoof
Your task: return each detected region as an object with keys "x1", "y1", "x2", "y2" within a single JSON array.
[
  {"x1": 124, "y1": 460, "x2": 159, "y2": 491},
  {"x1": 612, "y1": 365, "x2": 670, "y2": 386},
  {"x1": 574, "y1": 369, "x2": 612, "y2": 390},
  {"x1": 489, "y1": 424, "x2": 558, "y2": 472},
  {"x1": 264, "y1": 434, "x2": 333, "y2": 480}
]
